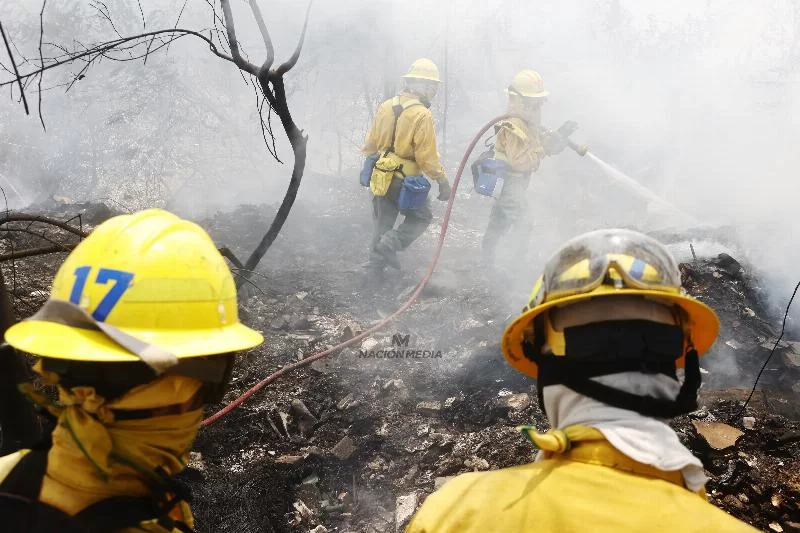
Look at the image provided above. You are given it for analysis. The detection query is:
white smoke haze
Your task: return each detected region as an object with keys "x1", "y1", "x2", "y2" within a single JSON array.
[{"x1": 1, "y1": 0, "x2": 798, "y2": 321}]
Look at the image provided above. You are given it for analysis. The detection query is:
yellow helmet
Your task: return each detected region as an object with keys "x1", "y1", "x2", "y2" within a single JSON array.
[
  {"x1": 501, "y1": 229, "x2": 719, "y2": 379},
  {"x1": 507, "y1": 69, "x2": 548, "y2": 98},
  {"x1": 402, "y1": 58, "x2": 441, "y2": 83},
  {"x1": 6, "y1": 209, "x2": 263, "y2": 366}
]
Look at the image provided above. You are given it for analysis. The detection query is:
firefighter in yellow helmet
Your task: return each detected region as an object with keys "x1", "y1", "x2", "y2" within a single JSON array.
[
  {"x1": 407, "y1": 229, "x2": 758, "y2": 533},
  {"x1": 0, "y1": 209, "x2": 263, "y2": 532},
  {"x1": 478, "y1": 69, "x2": 569, "y2": 266},
  {"x1": 361, "y1": 58, "x2": 450, "y2": 281}
]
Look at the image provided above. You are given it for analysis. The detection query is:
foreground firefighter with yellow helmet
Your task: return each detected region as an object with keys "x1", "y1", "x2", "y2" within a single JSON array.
[
  {"x1": 407, "y1": 229, "x2": 757, "y2": 532},
  {"x1": 361, "y1": 58, "x2": 451, "y2": 282},
  {"x1": 0, "y1": 209, "x2": 263, "y2": 532}
]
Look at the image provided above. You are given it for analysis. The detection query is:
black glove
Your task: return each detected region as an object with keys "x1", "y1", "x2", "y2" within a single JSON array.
[
  {"x1": 437, "y1": 179, "x2": 452, "y2": 201},
  {"x1": 542, "y1": 131, "x2": 567, "y2": 155}
]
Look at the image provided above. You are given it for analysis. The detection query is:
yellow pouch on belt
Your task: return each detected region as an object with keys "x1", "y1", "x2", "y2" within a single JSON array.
[{"x1": 370, "y1": 153, "x2": 403, "y2": 196}]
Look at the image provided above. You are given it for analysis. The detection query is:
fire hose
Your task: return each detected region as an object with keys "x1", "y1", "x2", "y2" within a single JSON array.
[{"x1": 201, "y1": 115, "x2": 524, "y2": 426}]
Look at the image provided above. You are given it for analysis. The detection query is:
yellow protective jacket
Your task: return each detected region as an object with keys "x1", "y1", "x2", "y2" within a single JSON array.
[
  {"x1": 406, "y1": 434, "x2": 757, "y2": 533},
  {"x1": 0, "y1": 370, "x2": 201, "y2": 533},
  {"x1": 362, "y1": 93, "x2": 446, "y2": 182},
  {"x1": 493, "y1": 117, "x2": 545, "y2": 175},
  {"x1": 0, "y1": 448, "x2": 194, "y2": 533}
]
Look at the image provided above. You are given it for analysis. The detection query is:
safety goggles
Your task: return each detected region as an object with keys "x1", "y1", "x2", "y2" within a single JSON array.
[{"x1": 529, "y1": 229, "x2": 682, "y2": 309}]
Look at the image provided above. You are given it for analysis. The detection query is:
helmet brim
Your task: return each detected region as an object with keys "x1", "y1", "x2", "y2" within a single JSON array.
[
  {"x1": 5, "y1": 319, "x2": 264, "y2": 362},
  {"x1": 501, "y1": 290, "x2": 720, "y2": 379},
  {"x1": 505, "y1": 88, "x2": 549, "y2": 98},
  {"x1": 402, "y1": 74, "x2": 441, "y2": 83}
]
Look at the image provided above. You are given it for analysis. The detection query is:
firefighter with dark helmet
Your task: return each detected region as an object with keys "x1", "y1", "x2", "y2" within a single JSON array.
[
  {"x1": 0, "y1": 209, "x2": 263, "y2": 532},
  {"x1": 407, "y1": 229, "x2": 757, "y2": 533}
]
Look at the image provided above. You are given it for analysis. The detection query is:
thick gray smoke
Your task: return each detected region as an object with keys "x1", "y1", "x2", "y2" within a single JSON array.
[{"x1": 1, "y1": 0, "x2": 798, "y2": 324}]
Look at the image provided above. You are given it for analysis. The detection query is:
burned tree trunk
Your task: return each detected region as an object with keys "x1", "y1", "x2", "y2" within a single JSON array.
[{"x1": 0, "y1": 267, "x2": 41, "y2": 454}]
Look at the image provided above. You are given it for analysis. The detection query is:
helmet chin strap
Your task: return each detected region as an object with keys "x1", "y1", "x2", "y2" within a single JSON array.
[
  {"x1": 535, "y1": 349, "x2": 700, "y2": 420},
  {"x1": 524, "y1": 320, "x2": 701, "y2": 419}
]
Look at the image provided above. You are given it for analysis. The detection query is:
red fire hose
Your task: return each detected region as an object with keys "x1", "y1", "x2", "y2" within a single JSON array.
[{"x1": 201, "y1": 115, "x2": 513, "y2": 426}]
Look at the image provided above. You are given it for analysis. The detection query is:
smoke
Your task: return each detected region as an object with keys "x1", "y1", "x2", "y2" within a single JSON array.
[{"x1": 2, "y1": 0, "x2": 799, "y2": 344}]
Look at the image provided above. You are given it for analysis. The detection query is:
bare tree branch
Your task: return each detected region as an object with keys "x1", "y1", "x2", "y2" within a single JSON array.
[
  {"x1": 37, "y1": 0, "x2": 47, "y2": 130},
  {"x1": 136, "y1": 0, "x2": 146, "y2": 29},
  {"x1": 0, "y1": 28, "x2": 235, "y2": 89},
  {"x1": 0, "y1": 214, "x2": 89, "y2": 238},
  {"x1": 0, "y1": 244, "x2": 76, "y2": 262},
  {"x1": 165, "y1": 0, "x2": 190, "y2": 55},
  {"x1": 218, "y1": 246, "x2": 244, "y2": 270},
  {"x1": 220, "y1": 0, "x2": 258, "y2": 75},
  {"x1": 0, "y1": 20, "x2": 29, "y2": 115},
  {"x1": 273, "y1": 0, "x2": 312, "y2": 76},
  {"x1": 247, "y1": 0, "x2": 274, "y2": 74},
  {"x1": 1, "y1": 227, "x2": 75, "y2": 251}
]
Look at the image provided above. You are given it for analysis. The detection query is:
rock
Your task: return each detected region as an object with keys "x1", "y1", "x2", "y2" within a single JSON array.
[
  {"x1": 743, "y1": 417, "x2": 756, "y2": 430},
  {"x1": 337, "y1": 393, "x2": 358, "y2": 410},
  {"x1": 692, "y1": 420, "x2": 744, "y2": 450},
  {"x1": 338, "y1": 491, "x2": 354, "y2": 505},
  {"x1": 725, "y1": 340, "x2": 742, "y2": 350},
  {"x1": 303, "y1": 446, "x2": 325, "y2": 459},
  {"x1": 368, "y1": 456, "x2": 388, "y2": 471},
  {"x1": 768, "y1": 523, "x2": 783, "y2": 533},
  {"x1": 722, "y1": 494, "x2": 746, "y2": 512},
  {"x1": 276, "y1": 455, "x2": 303, "y2": 464},
  {"x1": 309, "y1": 526, "x2": 328, "y2": 533},
  {"x1": 781, "y1": 349, "x2": 800, "y2": 370},
  {"x1": 402, "y1": 465, "x2": 419, "y2": 484},
  {"x1": 310, "y1": 358, "x2": 336, "y2": 374},
  {"x1": 395, "y1": 493, "x2": 419, "y2": 532},
  {"x1": 714, "y1": 253, "x2": 744, "y2": 279},
  {"x1": 291, "y1": 399, "x2": 318, "y2": 437},
  {"x1": 296, "y1": 291, "x2": 309, "y2": 300},
  {"x1": 361, "y1": 337, "x2": 380, "y2": 351},
  {"x1": 435, "y1": 457, "x2": 463, "y2": 476},
  {"x1": 269, "y1": 317, "x2": 288, "y2": 330},
  {"x1": 332, "y1": 436, "x2": 356, "y2": 460},
  {"x1": 503, "y1": 393, "x2": 531, "y2": 411},
  {"x1": 292, "y1": 499, "x2": 315, "y2": 522},
  {"x1": 290, "y1": 316, "x2": 312, "y2": 330},
  {"x1": 416, "y1": 401, "x2": 442, "y2": 416},
  {"x1": 434, "y1": 476, "x2": 454, "y2": 490},
  {"x1": 340, "y1": 322, "x2": 363, "y2": 341},
  {"x1": 301, "y1": 473, "x2": 320, "y2": 485},
  {"x1": 464, "y1": 457, "x2": 490, "y2": 471},
  {"x1": 444, "y1": 397, "x2": 458, "y2": 408}
]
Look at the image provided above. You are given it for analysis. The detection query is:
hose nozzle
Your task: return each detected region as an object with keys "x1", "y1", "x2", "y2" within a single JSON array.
[{"x1": 567, "y1": 140, "x2": 588, "y2": 157}]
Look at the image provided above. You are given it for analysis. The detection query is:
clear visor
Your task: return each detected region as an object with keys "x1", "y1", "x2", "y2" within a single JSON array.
[{"x1": 531, "y1": 229, "x2": 682, "y2": 308}]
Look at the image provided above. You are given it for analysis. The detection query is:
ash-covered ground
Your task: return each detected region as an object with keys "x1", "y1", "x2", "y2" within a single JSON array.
[{"x1": 2, "y1": 172, "x2": 799, "y2": 532}]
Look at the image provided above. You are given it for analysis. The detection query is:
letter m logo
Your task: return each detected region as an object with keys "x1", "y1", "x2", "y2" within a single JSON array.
[{"x1": 391, "y1": 334, "x2": 410, "y2": 347}]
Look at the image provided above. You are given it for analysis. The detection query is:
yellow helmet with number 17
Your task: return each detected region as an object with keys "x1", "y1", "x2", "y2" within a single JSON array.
[{"x1": 6, "y1": 209, "x2": 263, "y2": 364}]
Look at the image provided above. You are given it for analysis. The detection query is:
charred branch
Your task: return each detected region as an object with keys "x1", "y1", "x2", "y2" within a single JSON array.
[
  {"x1": 0, "y1": 214, "x2": 89, "y2": 238},
  {"x1": 0, "y1": 244, "x2": 76, "y2": 262},
  {"x1": 0, "y1": 20, "x2": 29, "y2": 115},
  {"x1": 0, "y1": 28, "x2": 236, "y2": 91}
]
